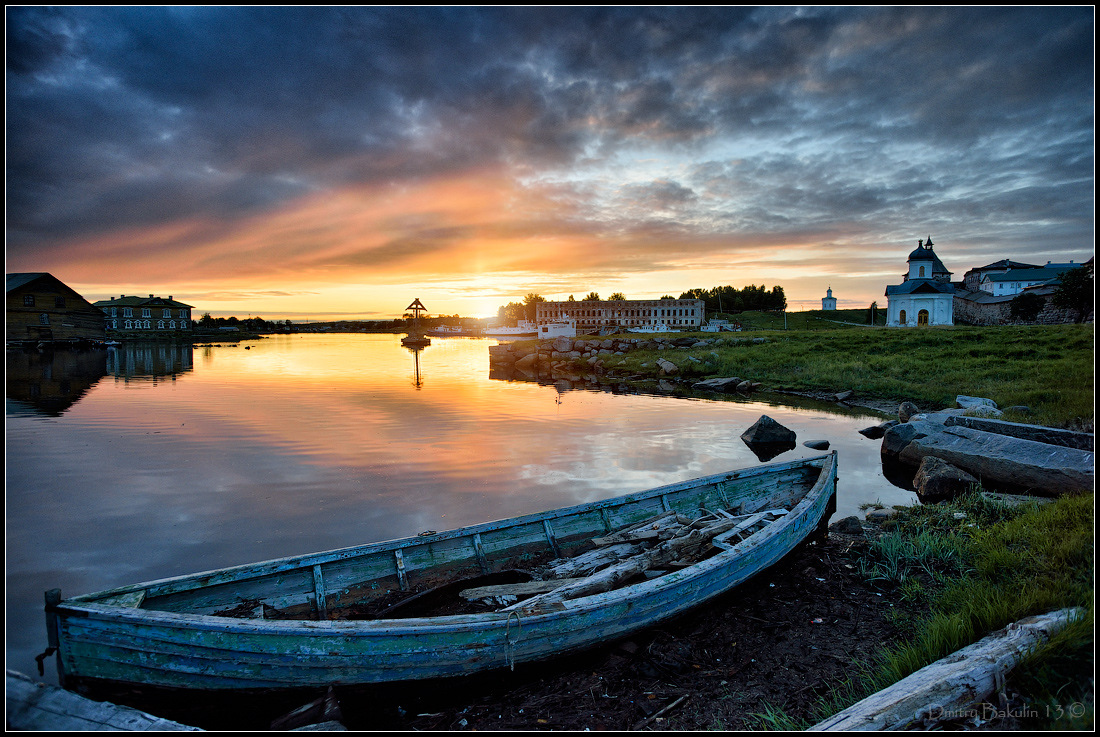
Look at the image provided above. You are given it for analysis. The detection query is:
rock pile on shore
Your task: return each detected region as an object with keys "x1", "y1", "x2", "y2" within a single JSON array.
[{"x1": 488, "y1": 334, "x2": 770, "y2": 388}]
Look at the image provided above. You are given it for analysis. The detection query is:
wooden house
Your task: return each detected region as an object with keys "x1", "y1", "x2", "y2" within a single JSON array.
[{"x1": 6, "y1": 273, "x2": 106, "y2": 344}]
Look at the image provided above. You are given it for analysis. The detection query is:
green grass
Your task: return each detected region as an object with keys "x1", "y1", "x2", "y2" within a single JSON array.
[
  {"x1": 604, "y1": 320, "x2": 1093, "y2": 429},
  {"x1": 748, "y1": 491, "x2": 1094, "y2": 730}
]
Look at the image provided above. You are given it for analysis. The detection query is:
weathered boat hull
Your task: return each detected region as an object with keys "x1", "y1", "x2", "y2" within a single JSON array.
[{"x1": 47, "y1": 453, "x2": 837, "y2": 690}]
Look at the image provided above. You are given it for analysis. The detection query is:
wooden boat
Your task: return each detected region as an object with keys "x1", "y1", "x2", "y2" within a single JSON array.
[{"x1": 44, "y1": 453, "x2": 837, "y2": 691}]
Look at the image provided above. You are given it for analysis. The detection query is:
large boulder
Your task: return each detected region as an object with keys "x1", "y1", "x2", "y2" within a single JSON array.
[
  {"x1": 912, "y1": 456, "x2": 979, "y2": 502},
  {"x1": 897, "y1": 425, "x2": 1094, "y2": 495},
  {"x1": 741, "y1": 415, "x2": 797, "y2": 444},
  {"x1": 943, "y1": 416, "x2": 1094, "y2": 451}
]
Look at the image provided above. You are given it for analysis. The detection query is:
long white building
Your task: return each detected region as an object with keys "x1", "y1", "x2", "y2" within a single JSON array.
[{"x1": 536, "y1": 298, "x2": 705, "y2": 332}]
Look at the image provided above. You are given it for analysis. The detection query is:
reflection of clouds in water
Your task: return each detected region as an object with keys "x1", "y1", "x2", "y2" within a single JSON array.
[{"x1": 9, "y1": 335, "x2": 921, "y2": 686}]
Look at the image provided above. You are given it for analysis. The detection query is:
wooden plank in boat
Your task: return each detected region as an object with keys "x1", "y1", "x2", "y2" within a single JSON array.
[{"x1": 459, "y1": 577, "x2": 588, "y2": 601}]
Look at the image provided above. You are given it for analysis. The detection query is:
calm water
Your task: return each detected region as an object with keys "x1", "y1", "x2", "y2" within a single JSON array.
[{"x1": 6, "y1": 333, "x2": 916, "y2": 684}]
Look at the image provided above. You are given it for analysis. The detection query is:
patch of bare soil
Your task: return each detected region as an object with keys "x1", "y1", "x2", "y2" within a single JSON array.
[{"x1": 331, "y1": 531, "x2": 899, "y2": 731}]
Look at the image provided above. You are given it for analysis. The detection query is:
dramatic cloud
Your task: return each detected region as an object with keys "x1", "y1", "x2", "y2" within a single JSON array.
[{"x1": 6, "y1": 7, "x2": 1094, "y2": 317}]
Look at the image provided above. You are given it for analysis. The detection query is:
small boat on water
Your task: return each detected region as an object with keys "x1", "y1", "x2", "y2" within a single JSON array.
[{"x1": 43, "y1": 453, "x2": 837, "y2": 691}]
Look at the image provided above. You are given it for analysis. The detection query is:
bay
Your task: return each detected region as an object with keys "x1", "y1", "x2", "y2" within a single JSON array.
[{"x1": 5, "y1": 333, "x2": 916, "y2": 685}]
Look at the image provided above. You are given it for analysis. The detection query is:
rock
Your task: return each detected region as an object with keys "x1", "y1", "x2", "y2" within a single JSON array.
[
  {"x1": 691, "y1": 376, "x2": 742, "y2": 393},
  {"x1": 963, "y1": 405, "x2": 1004, "y2": 418},
  {"x1": 859, "y1": 420, "x2": 898, "y2": 439},
  {"x1": 1004, "y1": 405, "x2": 1032, "y2": 414},
  {"x1": 897, "y1": 425, "x2": 1094, "y2": 495},
  {"x1": 835, "y1": 390, "x2": 854, "y2": 402},
  {"x1": 803, "y1": 439, "x2": 830, "y2": 450},
  {"x1": 657, "y1": 380, "x2": 677, "y2": 392},
  {"x1": 866, "y1": 507, "x2": 900, "y2": 521},
  {"x1": 880, "y1": 420, "x2": 935, "y2": 458},
  {"x1": 736, "y1": 380, "x2": 752, "y2": 392},
  {"x1": 912, "y1": 456, "x2": 979, "y2": 502},
  {"x1": 515, "y1": 353, "x2": 538, "y2": 369},
  {"x1": 943, "y1": 415, "x2": 1093, "y2": 451},
  {"x1": 829, "y1": 516, "x2": 863, "y2": 535},
  {"x1": 551, "y1": 336, "x2": 574, "y2": 353},
  {"x1": 956, "y1": 395, "x2": 998, "y2": 410},
  {"x1": 898, "y1": 402, "x2": 920, "y2": 423},
  {"x1": 752, "y1": 337, "x2": 768, "y2": 344},
  {"x1": 741, "y1": 415, "x2": 797, "y2": 444},
  {"x1": 656, "y1": 358, "x2": 679, "y2": 376}
]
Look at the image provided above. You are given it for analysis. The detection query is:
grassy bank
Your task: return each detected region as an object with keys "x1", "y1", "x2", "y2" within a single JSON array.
[
  {"x1": 755, "y1": 491, "x2": 1094, "y2": 730},
  {"x1": 601, "y1": 320, "x2": 1093, "y2": 429}
]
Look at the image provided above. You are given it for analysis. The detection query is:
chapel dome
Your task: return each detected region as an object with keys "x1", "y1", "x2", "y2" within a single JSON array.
[{"x1": 908, "y1": 241, "x2": 935, "y2": 261}]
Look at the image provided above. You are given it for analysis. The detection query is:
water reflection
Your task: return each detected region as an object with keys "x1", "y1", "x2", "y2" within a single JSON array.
[
  {"x1": 7, "y1": 334, "x2": 919, "y2": 686},
  {"x1": 107, "y1": 342, "x2": 193, "y2": 382},
  {"x1": 406, "y1": 345, "x2": 425, "y2": 389},
  {"x1": 6, "y1": 345, "x2": 107, "y2": 416}
]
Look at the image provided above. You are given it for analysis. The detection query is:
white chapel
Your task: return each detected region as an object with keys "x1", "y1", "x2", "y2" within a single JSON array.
[{"x1": 885, "y1": 237, "x2": 954, "y2": 327}]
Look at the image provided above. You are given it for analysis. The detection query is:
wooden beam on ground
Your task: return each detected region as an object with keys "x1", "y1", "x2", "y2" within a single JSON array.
[
  {"x1": 809, "y1": 608, "x2": 1083, "y2": 731},
  {"x1": 6, "y1": 669, "x2": 202, "y2": 731}
]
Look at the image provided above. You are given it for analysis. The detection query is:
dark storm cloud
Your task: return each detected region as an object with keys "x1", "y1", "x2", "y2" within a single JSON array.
[{"x1": 6, "y1": 6, "x2": 1094, "y2": 268}]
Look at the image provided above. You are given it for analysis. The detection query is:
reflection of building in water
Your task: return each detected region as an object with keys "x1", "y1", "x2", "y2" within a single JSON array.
[
  {"x1": 6, "y1": 346, "x2": 108, "y2": 416},
  {"x1": 108, "y1": 343, "x2": 194, "y2": 382}
]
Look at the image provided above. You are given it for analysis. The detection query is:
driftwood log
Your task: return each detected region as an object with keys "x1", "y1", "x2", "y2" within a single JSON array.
[{"x1": 809, "y1": 607, "x2": 1083, "y2": 731}]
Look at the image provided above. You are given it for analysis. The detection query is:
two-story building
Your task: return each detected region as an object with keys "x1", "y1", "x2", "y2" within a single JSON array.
[
  {"x1": 978, "y1": 262, "x2": 1080, "y2": 297},
  {"x1": 93, "y1": 294, "x2": 194, "y2": 339},
  {"x1": 6, "y1": 273, "x2": 107, "y2": 344},
  {"x1": 535, "y1": 298, "x2": 706, "y2": 333}
]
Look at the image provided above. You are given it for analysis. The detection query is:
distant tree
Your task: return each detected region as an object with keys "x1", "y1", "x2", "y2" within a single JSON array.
[
  {"x1": 567, "y1": 294, "x2": 576, "y2": 302},
  {"x1": 522, "y1": 293, "x2": 546, "y2": 321},
  {"x1": 497, "y1": 301, "x2": 526, "y2": 322},
  {"x1": 584, "y1": 292, "x2": 601, "y2": 301},
  {"x1": 867, "y1": 301, "x2": 878, "y2": 325},
  {"x1": 199, "y1": 312, "x2": 215, "y2": 327},
  {"x1": 660, "y1": 295, "x2": 676, "y2": 300},
  {"x1": 1050, "y1": 261, "x2": 1093, "y2": 321},
  {"x1": 608, "y1": 292, "x2": 627, "y2": 301},
  {"x1": 1010, "y1": 292, "x2": 1046, "y2": 322}
]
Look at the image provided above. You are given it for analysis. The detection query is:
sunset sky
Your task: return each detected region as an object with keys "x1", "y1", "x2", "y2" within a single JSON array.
[{"x1": 7, "y1": 7, "x2": 1094, "y2": 320}]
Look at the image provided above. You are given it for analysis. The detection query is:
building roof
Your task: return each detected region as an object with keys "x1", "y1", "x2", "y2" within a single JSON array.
[
  {"x1": 906, "y1": 240, "x2": 951, "y2": 276},
  {"x1": 7, "y1": 272, "x2": 51, "y2": 292},
  {"x1": 981, "y1": 266, "x2": 1075, "y2": 284},
  {"x1": 953, "y1": 288, "x2": 1014, "y2": 304},
  {"x1": 93, "y1": 294, "x2": 193, "y2": 309},
  {"x1": 886, "y1": 280, "x2": 955, "y2": 296},
  {"x1": 965, "y1": 259, "x2": 1041, "y2": 274}
]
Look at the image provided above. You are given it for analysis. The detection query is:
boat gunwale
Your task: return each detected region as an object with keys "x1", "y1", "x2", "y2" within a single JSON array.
[{"x1": 55, "y1": 454, "x2": 836, "y2": 632}]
